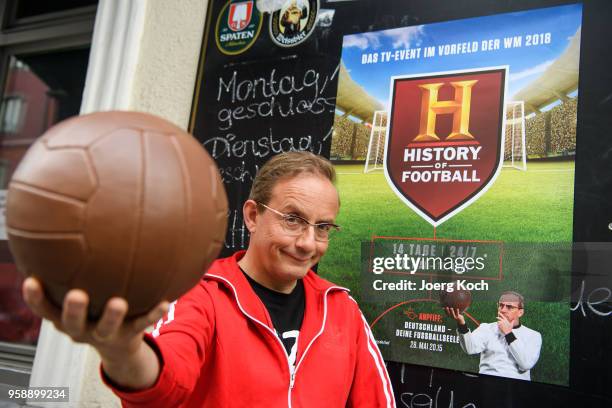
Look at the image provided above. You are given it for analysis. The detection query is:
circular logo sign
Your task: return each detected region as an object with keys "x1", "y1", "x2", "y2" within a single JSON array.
[
  {"x1": 269, "y1": 0, "x2": 319, "y2": 48},
  {"x1": 216, "y1": 0, "x2": 263, "y2": 55}
]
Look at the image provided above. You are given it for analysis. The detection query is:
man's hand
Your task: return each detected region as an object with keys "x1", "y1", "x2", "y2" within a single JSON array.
[
  {"x1": 444, "y1": 307, "x2": 465, "y2": 326},
  {"x1": 496, "y1": 312, "x2": 513, "y2": 335},
  {"x1": 22, "y1": 277, "x2": 168, "y2": 389}
]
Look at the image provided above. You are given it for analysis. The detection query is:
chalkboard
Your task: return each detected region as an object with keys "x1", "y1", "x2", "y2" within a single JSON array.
[
  {"x1": 190, "y1": 0, "x2": 612, "y2": 406},
  {"x1": 190, "y1": 0, "x2": 342, "y2": 256}
]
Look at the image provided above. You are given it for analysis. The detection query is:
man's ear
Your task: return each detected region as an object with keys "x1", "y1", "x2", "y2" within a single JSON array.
[
  {"x1": 243, "y1": 199, "x2": 259, "y2": 233},
  {"x1": 518, "y1": 308, "x2": 524, "y2": 319}
]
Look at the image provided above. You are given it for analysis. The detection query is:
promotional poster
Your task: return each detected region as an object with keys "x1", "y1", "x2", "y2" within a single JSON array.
[{"x1": 319, "y1": 4, "x2": 581, "y2": 386}]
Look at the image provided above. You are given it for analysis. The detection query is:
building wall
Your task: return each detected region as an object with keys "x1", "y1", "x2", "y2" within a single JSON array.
[{"x1": 129, "y1": 0, "x2": 208, "y2": 128}]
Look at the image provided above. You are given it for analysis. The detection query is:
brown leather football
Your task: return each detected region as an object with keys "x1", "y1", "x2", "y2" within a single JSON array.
[
  {"x1": 6, "y1": 111, "x2": 227, "y2": 318},
  {"x1": 439, "y1": 281, "x2": 472, "y2": 313}
]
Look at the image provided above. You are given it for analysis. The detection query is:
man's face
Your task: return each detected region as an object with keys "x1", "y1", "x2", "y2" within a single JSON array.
[
  {"x1": 249, "y1": 174, "x2": 339, "y2": 287},
  {"x1": 498, "y1": 296, "x2": 524, "y2": 326}
]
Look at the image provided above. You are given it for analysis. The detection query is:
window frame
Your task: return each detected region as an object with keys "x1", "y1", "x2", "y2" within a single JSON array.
[{"x1": 0, "y1": 0, "x2": 97, "y2": 391}]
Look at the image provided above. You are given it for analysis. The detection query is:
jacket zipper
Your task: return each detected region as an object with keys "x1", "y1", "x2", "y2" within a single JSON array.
[
  {"x1": 206, "y1": 274, "x2": 348, "y2": 407},
  {"x1": 288, "y1": 286, "x2": 348, "y2": 405}
]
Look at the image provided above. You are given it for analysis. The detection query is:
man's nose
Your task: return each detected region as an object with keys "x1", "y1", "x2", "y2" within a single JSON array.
[{"x1": 295, "y1": 225, "x2": 317, "y2": 252}]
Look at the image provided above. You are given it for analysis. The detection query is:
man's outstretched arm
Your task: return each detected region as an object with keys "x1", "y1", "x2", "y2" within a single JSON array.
[{"x1": 23, "y1": 277, "x2": 166, "y2": 389}]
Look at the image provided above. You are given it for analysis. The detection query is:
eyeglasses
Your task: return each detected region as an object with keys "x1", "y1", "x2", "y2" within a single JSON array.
[
  {"x1": 498, "y1": 302, "x2": 522, "y2": 311},
  {"x1": 257, "y1": 203, "x2": 340, "y2": 242}
]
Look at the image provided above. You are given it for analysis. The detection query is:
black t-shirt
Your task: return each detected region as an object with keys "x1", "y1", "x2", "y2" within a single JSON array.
[{"x1": 241, "y1": 269, "x2": 305, "y2": 358}]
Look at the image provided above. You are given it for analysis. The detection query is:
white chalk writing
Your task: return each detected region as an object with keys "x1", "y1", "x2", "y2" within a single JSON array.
[
  {"x1": 216, "y1": 66, "x2": 339, "y2": 130},
  {"x1": 399, "y1": 367, "x2": 476, "y2": 408},
  {"x1": 571, "y1": 280, "x2": 612, "y2": 317}
]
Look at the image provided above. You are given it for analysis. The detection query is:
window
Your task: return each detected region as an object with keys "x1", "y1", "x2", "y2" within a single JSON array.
[
  {"x1": 0, "y1": 0, "x2": 98, "y2": 398},
  {"x1": 0, "y1": 95, "x2": 24, "y2": 133}
]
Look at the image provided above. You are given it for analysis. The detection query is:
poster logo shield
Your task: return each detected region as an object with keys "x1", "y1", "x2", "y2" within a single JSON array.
[
  {"x1": 228, "y1": 1, "x2": 253, "y2": 31},
  {"x1": 385, "y1": 67, "x2": 507, "y2": 226}
]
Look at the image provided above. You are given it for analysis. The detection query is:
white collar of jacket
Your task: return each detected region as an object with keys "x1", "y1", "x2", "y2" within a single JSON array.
[{"x1": 203, "y1": 250, "x2": 349, "y2": 350}]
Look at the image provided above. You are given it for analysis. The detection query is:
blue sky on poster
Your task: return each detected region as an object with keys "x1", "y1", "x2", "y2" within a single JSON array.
[{"x1": 341, "y1": 3, "x2": 582, "y2": 110}]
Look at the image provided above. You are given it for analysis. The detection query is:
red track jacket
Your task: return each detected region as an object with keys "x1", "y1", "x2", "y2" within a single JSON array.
[{"x1": 105, "y1": 251, "x2": 395, "y2": 407}]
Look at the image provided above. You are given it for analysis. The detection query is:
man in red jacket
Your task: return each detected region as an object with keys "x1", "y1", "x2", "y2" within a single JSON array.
[{"x1": 23, "y1": 151, "x2": 395, "y2": 407}]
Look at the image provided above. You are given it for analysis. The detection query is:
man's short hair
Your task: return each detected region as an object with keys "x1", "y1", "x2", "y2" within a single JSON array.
[
  {"x1": 499, "y1": 291, "x2": 524, "y2": 309},
  {"x1": 249, "y1": 151, "x2": 336, "y2": 207}
]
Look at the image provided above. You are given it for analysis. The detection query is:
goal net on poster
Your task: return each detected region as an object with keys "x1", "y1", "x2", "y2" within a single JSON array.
[
  {"x1": 364, "y1": 110, "x2": 388, "y2": 173},
  {"x1": 504, "y1": 101, "x2": 527, "y2": 171}
]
